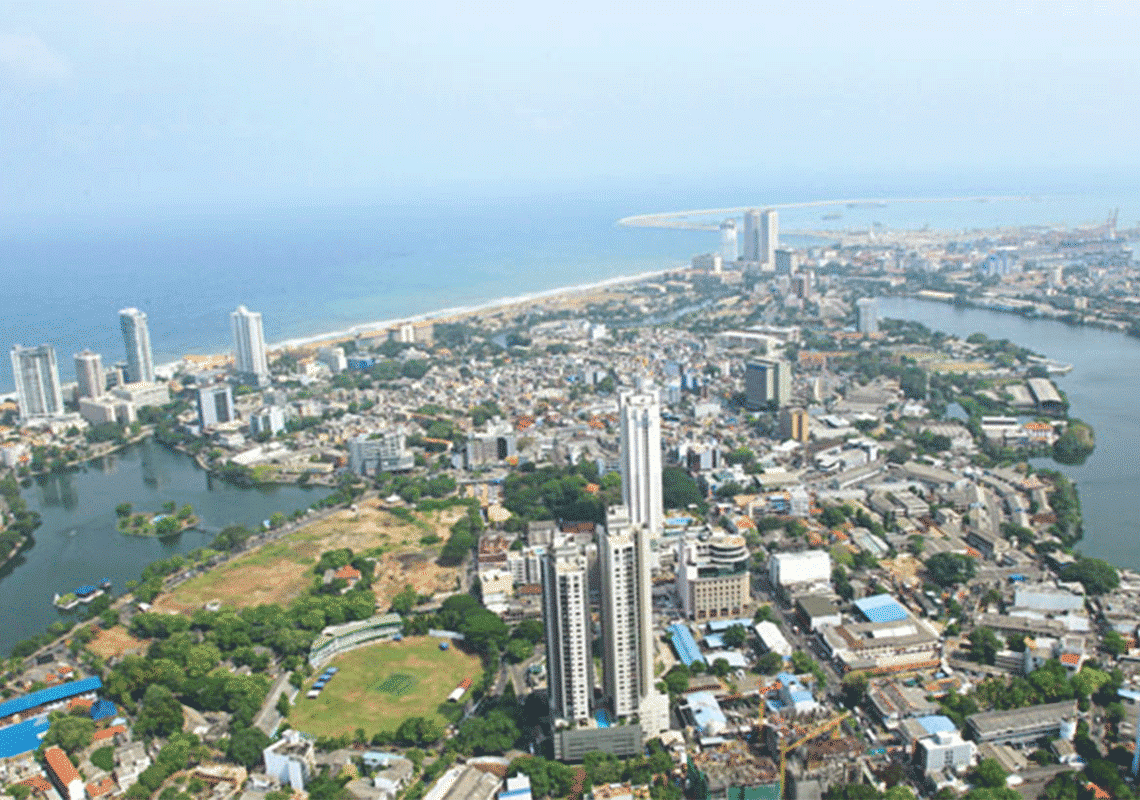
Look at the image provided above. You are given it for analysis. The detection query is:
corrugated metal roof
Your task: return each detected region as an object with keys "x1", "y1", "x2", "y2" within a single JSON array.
[
  {"x1": 854, "y1": 594, "x2": 908, "y2": 624},
  {"x1": 668, "y1": 624, "x2": 705, "y2": 667},
  {"x1": 0, "y1": 715, "x2": 50, "y2": 759},
  {"x1": 916, "y1": 715, "x2": 957, "y2": 735},
  {"x1": 0, "y1": 676, "x2": 103, "y2": 720}
]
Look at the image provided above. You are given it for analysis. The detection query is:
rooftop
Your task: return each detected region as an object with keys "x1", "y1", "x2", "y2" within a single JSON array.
[
  {"x1": 854, "y1": 594, "x2": 909, "y2": 624},
  {"x1": 0, "y1": 676, "x2": 103, "y2": 720}
]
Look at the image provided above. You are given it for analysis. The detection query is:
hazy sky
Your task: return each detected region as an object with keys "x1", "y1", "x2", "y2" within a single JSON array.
[{"x1": 2, "y1": 1, "x2": 1138, "y2": 222}]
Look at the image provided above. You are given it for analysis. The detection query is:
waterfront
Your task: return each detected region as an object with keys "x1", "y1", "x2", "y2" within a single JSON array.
[
  {"x1": 0, "y1": 439, "x2": 326, "y2": 654},
  {"x1": 880, "y1": 297, "x2": 1140, "y2": 570}
]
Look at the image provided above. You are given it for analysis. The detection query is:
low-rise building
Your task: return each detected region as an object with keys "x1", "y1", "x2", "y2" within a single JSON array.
[
  {"x1": 915, "y1": 729, "x2": 976, "y2": 776},
  {"x1": 44, "y1": 747, "x2": 85, "y2": 800},
  {"x1": 348, "y1": 430, "x2": 414, "y2": 475},
  {"x1": 966, "y1": 700, "x2": 1077, "y2": 744}
]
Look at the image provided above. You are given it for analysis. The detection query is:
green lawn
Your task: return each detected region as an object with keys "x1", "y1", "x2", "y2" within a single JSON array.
[{"x1": 288, "y1": 637, "x2": 481, "y2": 737}]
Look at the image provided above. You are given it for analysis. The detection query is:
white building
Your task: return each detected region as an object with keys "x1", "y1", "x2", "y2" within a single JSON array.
[
  {"x1": 348, "y1": 430, "x2": 414, "y2": 475},
  {"x1": 507, "y1": 545, "x2": 545, "y2": 586},
  {"x1": 856, "y1": 298, "x2": 879, "y2": 335},
  {"x1": 197, "y1": 383, "x2": 235, "y2": 428},
  {"x1": 768, "y1": 550, "x2": 831, "y2": 589},
  {"x1": 542, "y1": 541, "x2": 594, "y2": 726},
  {"x1": 742, "y1": 209, "x2": 760, "y2": 262},
  {"x1": 112, "y1": 381, "x2": 169, "y2": 409},
  {"x1": 10, "y1": 344, "x2": 64, "y2": 419},
  {"x1": 119, "y1": 307, "x2": 155, "y2": 383},
  {"x1": 318, "y1": 346, "x2": 347, "y2": 374},
  {"x1": 73, "y1": 351, "x2": 105, "y2": 399},
  {"x1": 231, "y1": 305, "x2": 270, "y2": 385},
  {"x1": 759, "y1": 209, "x2": 778, "y2": 268},
  {"x1": 676, "y1": 533, "x2": 750, "y2": 620},
  {"x1": 619, "y1": 390, "x2": 663, "y2": 537},
  {"x1": 915, "y1": 730, "x2": 975, "y2": 776},
  {"x1": 263, "y1": 730, "x2": 315, "y2": 791},
  {"x1": 250, "y1": 405, "x2": 286, "y2": 436},
  {"x1": 719, "y1": 219, "x2": 738, "y2": 262},
  {"x1": 754, "y1": 621, "x2": 793, "y2": 658}
]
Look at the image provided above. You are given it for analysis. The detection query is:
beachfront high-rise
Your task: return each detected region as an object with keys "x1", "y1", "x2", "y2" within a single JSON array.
[
  {"x1": 542, "y1": 540, "x2": 594, "y2": 726},
  {"x1": 10, "y1": 344, "x2": 64, "y2": 420},
  {"x1": 118, "y1": 307, "x2": 155, "y2": 383},
  {"x1": 618, "y1": 390, "x2": 663, "y2": 538},
  {"x1": 742, "y1": 209, "x2": 760, "y2": 261},
  {"x1": 73, "y1": 351, "x2": 105, "y2": 399},
  {"x1": 719, "y1": 219, "x2": 738, "y2": 262},
  {"x1": 231, "y1": 305, "x2": 270, "y2": 385},
  {"x1": 759, "y1": 209, "x2": 778, "y2": 268}
]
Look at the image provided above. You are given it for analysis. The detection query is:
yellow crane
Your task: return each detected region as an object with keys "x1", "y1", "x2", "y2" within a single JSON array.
[{"x1": 778, "y1": 712, "x2": 850, "y2": 799}]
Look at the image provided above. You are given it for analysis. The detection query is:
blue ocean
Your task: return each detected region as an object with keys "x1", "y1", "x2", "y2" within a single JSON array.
[{"x1": 0, "y1": 183, "x2": 1132, "y2": 393}]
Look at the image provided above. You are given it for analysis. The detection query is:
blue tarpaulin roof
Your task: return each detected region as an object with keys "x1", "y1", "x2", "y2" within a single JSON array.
[
  {"x1": 0, "y1": 676, "x2": 103, "y2": 720},
  {"x1": 0, "y1": 716, "x2": 50, "y2": 759},
  {"x1": 668, "y1": 624, "x2": 705, "y2": 666},
  {"x1": 90, "y1": 699, "x2": 117, "y2": 721},
  {"x1": 916, "y1": 715, "x2": 957, "y2": 735},
  {"x1": 685, "y1": 691, "x2": 727, "y2": 734},
  {"x1": 854, "y1": 594, "x2": 908, "y2": 624}
]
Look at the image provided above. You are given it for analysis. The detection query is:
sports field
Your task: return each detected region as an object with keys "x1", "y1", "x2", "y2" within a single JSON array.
[{"x1": 288, "y1": 636, "x2": 480, "y2": 737}]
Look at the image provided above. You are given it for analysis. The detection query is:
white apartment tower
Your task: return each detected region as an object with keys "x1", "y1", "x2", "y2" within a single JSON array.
[
  {"x1": 73, "y1": 351, "x2": 105, "y2": 399},
  {"x1": 856, "y1": 297, "x2": 879, "y2": 335},
  {"x1": 742, "y1": 209, "x2": 760, "y2": 261},
  {"x1": 10, "y1": 344, "x2": 64, "y2": 419},
  {"x1": 759, "y1": 209, "x2": 779, "y2": 268},
  {"x1": 231, "y1": 305, "x2": 270, "y2": 385},
  {"x1": 118, "y1": 308, "x2": 155, "y2": 383},
  {"x1": 619, "y1": 390, "x2": 664, "y2": 538},
  {"x1": 719, "y1": 219, "x2": 738, "y2": 262},
  {"x1": 542, "y1": 541, "x2": 594, "y2": 726}
]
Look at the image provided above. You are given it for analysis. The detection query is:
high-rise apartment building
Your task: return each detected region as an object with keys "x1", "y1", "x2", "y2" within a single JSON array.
[
  {"x1": 759, "y1": 209, "x2": 778, "y2": 268},
  {"x1": 73, "y1": 350, "x2": 105, "y2": 399},
  {"x1": 856, "y1": 297, "x2": 879, "y2": 335},
  {"x1": 231, "y1": 305, "x2": 270, "y2": 385},
  {"x1": 542, "y1": 540, "x2": 594, "y2": 726},
  {"x1": 779, "y1": 407, "x2": 810, "y2": 443},
  {"x1": 619, "y1": 391, "x2": 663, "y2": 537},
  {"x1": 719, "y1": 219, "x2": 738, "y2": 262},
  {"x1": 348, "y1": 431, "x2": 414, "y2": 475},
  {"x1": 742, "y1": 209, "x2": 760, "y2": 261},
  {"x1": 598, "y1": 507, "x2": 654, "y2": 719},
  {"x1": 119, "y1": 308, "x2": 155, "y2": 384},
  {"x1": 197, "y1": 383, "x2": 235, "y2": 428},
  {"x1": 745, "y1": 360, "x2": 792, "y2": 410},
  {"x1": 10, "y1": 344, "x2": 64, "y2": 419}
]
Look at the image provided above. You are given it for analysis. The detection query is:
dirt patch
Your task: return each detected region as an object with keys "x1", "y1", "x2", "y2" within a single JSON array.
[
  {"x1": 155, "y1": 501, "x2": 459, "y2": 614},
  {"x1": 87, "y1": 626, "x2": 146, "y2": 660}
]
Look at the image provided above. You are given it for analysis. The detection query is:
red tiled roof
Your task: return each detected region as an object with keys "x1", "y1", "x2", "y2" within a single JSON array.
[
  {"x1": 45, "y1": 746, "x2": 80, "y2": 785},
  {"x1": 1060, "y1": 652, "x2": 1081, "y2": 666},
  {"x1": 86, "y1": 777, "x2": 116, "y2": 798},
  {"x1": 19, "y1": 776, "x2": 52, "y2": 793},
  {"x1": 93, "y1": 724, "x2": 127, "y2": 742},
  {"x1": 334, "y1": 565, "x2": 361, "y2": 581}
]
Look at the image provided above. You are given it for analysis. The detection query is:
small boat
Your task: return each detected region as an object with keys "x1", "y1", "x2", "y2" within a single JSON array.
[{"x1": 99, "y1": 578, "x2": 112, "y2": 590}]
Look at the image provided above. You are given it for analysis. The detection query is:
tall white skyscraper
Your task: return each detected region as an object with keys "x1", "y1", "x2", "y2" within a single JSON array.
[
  {"x1": 742, "y1": 209, "x2": 760, "y2": 261},
  {"x1": 542, "y1": 540, "x2": 594, "y2": 726},
  {"x1": 759, "y1": 209, "x2": 778, "y2": 268},
  {"x1": 119, "y1": 308, "x2": 155, "y2": 383},
  {"x1": 231, "y1": 305, "x2": 270, "y2": 385},
  {"x1": 10, "y1": 344, "x2": 64, "y2": 419},
  {"x1": 719, "y1": 219, "x2": 738, "y2": 262},
  {"x1": 619, "y1": 390, "x2": 663, "y2": 537},
  {"x1": 856, "y1": 297, "x2": 879, "y2": 335},
  {"x1": 73, "y1": 351, "x2": 105, "y2": 399}
]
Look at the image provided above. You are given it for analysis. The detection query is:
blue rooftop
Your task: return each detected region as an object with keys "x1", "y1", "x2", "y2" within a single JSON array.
[
  {"x1": 704, "y1": 633, "x2": 727, "y2": 649},
  {"x1": 0, "y1": 676, "x2": 103, "y2": 720},
  {"x1": 686, "y1": 691, "x2": 727, "y2": 734},
  {"x1": 916, "y1": 715, "x2": 957, "y2": 735},
  {"x1": 668, "y1": 624, "x2": 705, "y2": 667},
  {"x1": 854, "y1": 594, "x2": 908, "y2": 624},
  {"x1": 90, "y1": 699, "x2": 117, "y2": 721},
  {"x1": 789, "y1": 689, "x2": 815, "y2": 704},
  {"x1": 706, "y1": 617, "x2": 754, "y2": 633},
  {"x1": 0, "y1": 715, "x2": 50, "y2": 759}
]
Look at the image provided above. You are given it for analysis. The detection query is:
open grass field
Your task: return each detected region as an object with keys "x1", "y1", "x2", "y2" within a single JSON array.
[
  {"x1": 155, "y1": 501, "x2": 462, "y2": 612},
  {"x1": 288, "y1": 636, "x2": 480, "y2": 737}
]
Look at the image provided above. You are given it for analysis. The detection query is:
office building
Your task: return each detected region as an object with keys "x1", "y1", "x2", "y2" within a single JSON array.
[
  {"x1": 676, "y1": 533, "x2": 750, "y2": 620},
  {"x1": 719, "y1": 219, "x2": 738, "y2": 262},
  {"x1": 759, "y1": 209, "x2": 778, "y2": 268},
  {"x1": 249, "y1": 405, "x2": 286, "y2": 437},
  {"x1": 73, "y1": 351, "x2": 105, "y2": 399},
  {"x1": 774, "y1": 248, "x2": 798, "y2": 274},
  {"x1": 598, "y1": 508, "x2": 667, "y2": 733},
  {"x1": 542, "y1": 541, "x2": 594, "y2": 726},
  {"x1": 10, "y1": 344, "x2": 64, "y2": 419},
  {"x1": 317, "y1": 346, "x2": 347, "y2": 374},
  {"x1": 779, "y1": 407, "x2": 810, "y2": 442},
  {"x1": 348, "y1": 431, "x2": 414, "y2": 475},
  {"x1": 79, "y1": 397, "x2": 135, "y2": 426},
  {"x1": 197, "y1": 383, "x2": 235, "y2": 429},
  {"x1": 119, "y1": 308, "x2": 155, "y2": 384},
  {"x1": 231, "y1": 305, "x2": 270, "y2": 385},
  {"x1": 856, "y1": 297, "x2": 879, "y2": 335},
  {"x1": 967, "y1": 701, "x2": 1077, "y2": 744},
  {"x1": 112, "y1": 381, "x2": 169, "y2": 409},
  {"x1": 742, "y1": 209, "x2": 760, "y2": 261},
  {"x1": 915, "y1": 729, "x2": 976, "y2": 776},
  {"x1": 745, "y1": 359, "x2": 792, "y2": 410},
  {"x1": 618, "y1": 391, "x2": 663, "y2": 537}
]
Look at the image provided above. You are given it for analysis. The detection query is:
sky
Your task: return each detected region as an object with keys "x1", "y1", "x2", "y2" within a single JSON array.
[{"x1": 2, "y1": 1, "x2": 1139, "y2": 224}]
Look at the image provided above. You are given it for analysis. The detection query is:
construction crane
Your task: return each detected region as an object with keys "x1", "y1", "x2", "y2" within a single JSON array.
[{"x1": 778, "y1": 711, "x2": 851, "y2": 799}]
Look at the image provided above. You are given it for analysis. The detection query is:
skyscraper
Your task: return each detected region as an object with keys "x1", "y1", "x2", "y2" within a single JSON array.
[
  {"x1": 10, "y1": 344, "x2": 64, "y2": 419},
  {"x1": 542, "y1": 540, "x2": 594, "y2": 726},
  {"x1": 719, "y1": 219, "x2": 738, "y2": 262},
  {"x1": 741, "y1": 209, "x2": 760, "y2": 261},
  {"x1": 231, "y1": 305, "x2": 270, "y2": 385},
  {"x1": 856, "y1": 297, "x2": 879, "y2": 335},
  {"x1": 598, "y1": 507, "x2": 654, "y2": 718},
  {"x1": 619, "y1": 390, "x2": 663, "y2": 538},
  {"x1": 745, "y1": 359, "x2": 792, "y2": 410},
  {"x1": 119, "y1": 308, "x2": 155, "y2": 384},
  {"x1": 759, "y1": 209, "x2": 779, "y2": 268},
  {"x1": 73, "y1": 351, "x2": 105, "y2": 399},
  {"x1": 197, "y1": 383, "x2": 235, "y2": 428}
]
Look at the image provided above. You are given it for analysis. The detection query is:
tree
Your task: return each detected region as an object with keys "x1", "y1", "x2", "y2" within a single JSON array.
[
  {"x1": 756, "y1": 651, "x2": 784, "y2": 675},
  {"x1": 1061, "y1": 558, "x2": 1119, "y2": 596},
  {"x1": 116, "y1": 502, "x2": 133, "y2": 518},
  {"x1": 662, "y1": 665, "x2": 690, "y2": 696},
  {"x1": 41, "y1": 712, "x2": 95, "y2": 754},
  {"x1": 925, "y1": 552, "x2": 977, "y2": 587},
  {"x1": 710, "y1": 658, "x2": 731, "y2": 677},
  {"x1": 841, "y1": 672, "x2": 869, "y2": 708},
  {"x1": 1103, "y1": 630, "x2": 1128, "y2": 657},
  {"x1": 722, "y1": 624, "x2": 748, "y2": 649},
  {"x1": 227, "y1": 726, "x2": 270, "y2": 768},
  {"x1": 455, "y1": 709, "x2": 520, "y2": 755},
  {"x1": 968, "y1": 627, "x2": 1001, "y2": 665},
  {"x1": 662, "y1": 466, "x2": 704, "y2": 509},
  {"x1": 389, "y1": 585, "x2": 418, "y2": 615},
  {"x1": 135, "y1": 684, "x2": 184, "y2": 738},
  {"x1": 971, "y1": 758, "x2": 1008, "y2": 789},
  {"x1": 753, "y1": 605, "x2": 776, "y2": 623}
]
